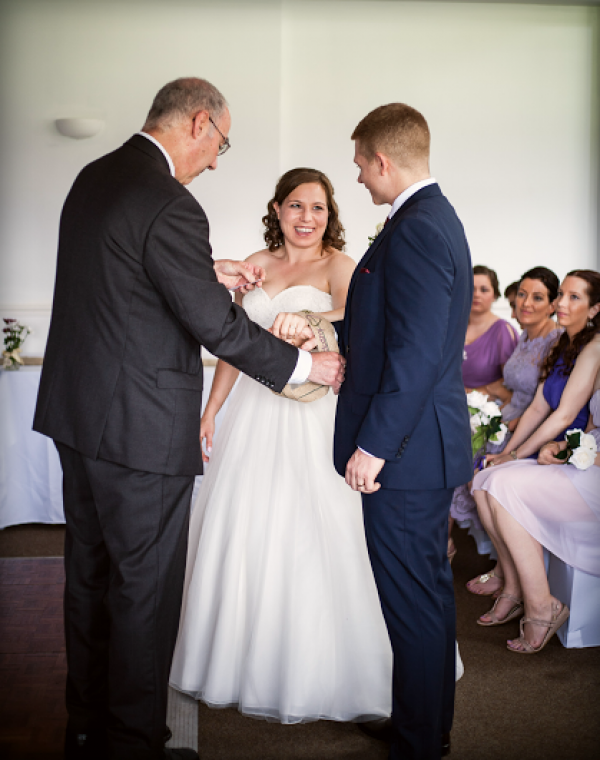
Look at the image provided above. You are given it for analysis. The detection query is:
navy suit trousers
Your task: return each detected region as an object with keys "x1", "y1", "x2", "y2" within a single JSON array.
[{"x1": 362, "y1": 486, "x2": 456, "y2": 760}]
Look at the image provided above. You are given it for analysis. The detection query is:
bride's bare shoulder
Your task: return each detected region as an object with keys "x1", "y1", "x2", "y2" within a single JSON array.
[
  {"x1": 245, "y1": 248, "x2": 282, "y2": 266},
  {"x1": 325, "y1": 249, "x2": 357, "y2": 276}
]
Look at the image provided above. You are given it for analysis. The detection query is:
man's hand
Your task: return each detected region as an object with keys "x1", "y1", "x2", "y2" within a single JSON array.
[
  {"x1": 537, "y1": 440, "x2": 567, "y2": 465},
  {"x1": 345, "y1": 449, "x2": 384, "y2": 493},
  {"x1": 214, "y1": 259, "x2": 265, "y2": 292},
  {"x1": 307, "y1": 352, "x2": 346, "y2": 394}
]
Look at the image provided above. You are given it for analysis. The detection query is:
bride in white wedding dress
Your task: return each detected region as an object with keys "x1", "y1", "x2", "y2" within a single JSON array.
[{"x1": 169, "y1": 168, "x2": 460, "y2": 724}]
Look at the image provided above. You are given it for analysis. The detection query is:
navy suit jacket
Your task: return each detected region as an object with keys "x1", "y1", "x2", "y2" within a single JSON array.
[{"x1": 334, "y1": 184, "x2": 473, "y2": 490}]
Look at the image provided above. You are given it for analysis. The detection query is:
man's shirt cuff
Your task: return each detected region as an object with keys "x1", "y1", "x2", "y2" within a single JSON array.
[
  {"x1": 288, "y1": 349, "x2": 312, "y2": 384},
  {"x1": 358, "y1": 446, "x2": 375, "y2": 458}
]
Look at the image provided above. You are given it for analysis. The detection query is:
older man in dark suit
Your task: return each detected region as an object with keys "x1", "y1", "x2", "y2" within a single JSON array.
[
  {"x1": 334, "y1": 104, "x2": 473, "y2": 759},
  {"x1": 34, "y1": 78, "x2": 344, "y2": 760}
]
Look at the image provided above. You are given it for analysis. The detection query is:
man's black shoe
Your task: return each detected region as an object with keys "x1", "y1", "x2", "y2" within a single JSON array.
[
  {"x1": 357, "y1": 717, "x2": 392, "y2": 742},
  {"x1": 64, "y1": 726, "x2": 107, "y2": 760},
  {"x1": 163, "y1": 749, "x2": 199, "y2": 760},
  {"x1": 441, "y1": 732, "x2": 451, "y2": 756}
]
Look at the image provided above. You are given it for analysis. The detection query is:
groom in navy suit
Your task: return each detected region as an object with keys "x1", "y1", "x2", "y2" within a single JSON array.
[{"x1": 334, "y1": 104, "x2": 473, "y2": 759}]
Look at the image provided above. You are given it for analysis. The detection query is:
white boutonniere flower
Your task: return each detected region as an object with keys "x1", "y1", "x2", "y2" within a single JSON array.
[{"x1": 368, "y1": 222, "x2": 385, "y2": 246}]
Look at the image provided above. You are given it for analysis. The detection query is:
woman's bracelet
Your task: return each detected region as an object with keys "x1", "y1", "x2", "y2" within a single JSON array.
[{"x1": 509, "y1": 450, "x2": 518, "y2": 461}]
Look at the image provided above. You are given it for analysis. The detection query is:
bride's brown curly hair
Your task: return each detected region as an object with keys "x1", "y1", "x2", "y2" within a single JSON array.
[
  {"x1": 262, "y1": 168, "x2": 345, "y2": 252},
  {"x1": 540, "y1": 269, "x2": 600, "y2": 380}
]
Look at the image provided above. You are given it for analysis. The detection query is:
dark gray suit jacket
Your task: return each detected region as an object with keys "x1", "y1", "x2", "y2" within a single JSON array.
[{"x1": 34, "y1": 135, "x2": 297, "y2": 476}]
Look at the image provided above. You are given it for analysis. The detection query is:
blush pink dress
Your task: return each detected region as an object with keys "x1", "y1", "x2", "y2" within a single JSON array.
[{"x1": 471, "y1": 390, "x2": 600, "y2": 577}]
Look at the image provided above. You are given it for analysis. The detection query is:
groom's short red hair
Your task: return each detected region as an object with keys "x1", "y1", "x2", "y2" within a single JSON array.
[{"x1": 352, "y1": 103, "x2": 430, "y2": 170}]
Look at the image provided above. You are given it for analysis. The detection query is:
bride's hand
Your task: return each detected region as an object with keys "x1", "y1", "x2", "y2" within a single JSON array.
[
  {"x1": 271, "y1": 312, "x2": 310, "y2": 344},
  {"x1": 200, "y1": 413, "x2": 216, "y2": 463}
]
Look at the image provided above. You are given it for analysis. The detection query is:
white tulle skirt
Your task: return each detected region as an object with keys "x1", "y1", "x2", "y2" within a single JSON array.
[{"x1": 169, "y1": 375, "x2": 394, "y2": 723}]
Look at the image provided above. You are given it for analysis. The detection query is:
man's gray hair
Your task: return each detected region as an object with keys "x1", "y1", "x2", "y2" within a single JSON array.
[{"x1": 143, "y1": 77, "x2": 227, "y2": 131}]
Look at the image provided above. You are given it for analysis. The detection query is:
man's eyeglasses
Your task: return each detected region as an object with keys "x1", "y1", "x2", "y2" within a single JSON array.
[{"x1": 209, "y1": 116, "x2": 231, "y2": 156}]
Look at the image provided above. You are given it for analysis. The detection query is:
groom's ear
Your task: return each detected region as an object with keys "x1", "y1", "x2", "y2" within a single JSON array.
[{"x1": 374, "y1": 152, "x2": 390, "y2": 176}]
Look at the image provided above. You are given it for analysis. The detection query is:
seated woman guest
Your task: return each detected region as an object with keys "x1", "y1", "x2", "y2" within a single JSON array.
[
  {"x1": 449, "y1": 265, "x2": 518, "y2": 559},
  {"x1": 504, "y1": 280, "x2": 521, "y2": 325},
  {"x1": 467, "y1": 267, "x2": 561, "y2": 595},
  {"x1": 471, "y1": 270, "x2": 600, "y2": 653}
]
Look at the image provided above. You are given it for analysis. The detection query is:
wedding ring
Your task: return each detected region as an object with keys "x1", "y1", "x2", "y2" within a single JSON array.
[{"x1": 358, "y1": 480, "x2": 365, "y2": 486}]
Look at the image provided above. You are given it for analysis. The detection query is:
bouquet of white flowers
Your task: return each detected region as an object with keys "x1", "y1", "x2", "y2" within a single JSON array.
[
  {"x1": 556, "y1": 428, "x2": 598, "y2": 471},
  {"x1": 466, "y1": 390, "x2": 508, "y2": 460},
  {"x1": 2, "y1": 318, "x2": 31, "y2": 370}
]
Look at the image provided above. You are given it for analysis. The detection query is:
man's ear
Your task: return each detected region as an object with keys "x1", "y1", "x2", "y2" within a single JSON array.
[
  {"x1": 191, "y1": 110, "x2": 210, "y2": 139},
  {"x1": 374, "y1": 152, "x2": 390, "y2": 176}
]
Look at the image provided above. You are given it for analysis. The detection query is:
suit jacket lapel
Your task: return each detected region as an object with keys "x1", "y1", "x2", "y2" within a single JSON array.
[{"x1": 343, "y1": 184, "x2": 442, "y2": 347}]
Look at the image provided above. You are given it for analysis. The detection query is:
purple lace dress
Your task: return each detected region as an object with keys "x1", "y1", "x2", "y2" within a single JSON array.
[
  {"x1": 450, "y1": 328, "x2": 560, "y2": 539},
  {"x1": 472, "y1": 391, "x2": 600, "y2": 576}
]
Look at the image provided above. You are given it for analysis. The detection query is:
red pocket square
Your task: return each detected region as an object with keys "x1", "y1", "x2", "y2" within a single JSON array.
[{"x1": 360, "y1": 267, "x2": 371, "y2": 274}]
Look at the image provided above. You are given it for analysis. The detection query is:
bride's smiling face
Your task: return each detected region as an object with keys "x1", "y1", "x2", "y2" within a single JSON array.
[{"x1": 273, "y1": 183, "x2": 329, "y2": 248}]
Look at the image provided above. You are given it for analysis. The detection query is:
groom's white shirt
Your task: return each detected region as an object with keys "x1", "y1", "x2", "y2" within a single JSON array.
[{"x1": 137, "y1": 132, "x2": 311, "y2": 385}]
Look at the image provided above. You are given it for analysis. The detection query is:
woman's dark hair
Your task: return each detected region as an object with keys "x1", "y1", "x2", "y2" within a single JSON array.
[
  {"x1": 262, "y1": 168, "x2": 345, "y2": 252},
  {"x1": 518, "y1": 266, "x2": 559, "y2": 304},
  {"x1": 541, "y1": 269, "x2": 600, "y2": 380},
  {"x1": 504, "y1": 281, "x2": 519, "y2": 300},
  {"x1": 473, "y1": 265, "x2": 500, "y2": 299}
]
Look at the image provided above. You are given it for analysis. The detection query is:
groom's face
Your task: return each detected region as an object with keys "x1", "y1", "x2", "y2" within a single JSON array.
[{"x1": 354, "y1": 144, "x2": 386, "y2": 205}]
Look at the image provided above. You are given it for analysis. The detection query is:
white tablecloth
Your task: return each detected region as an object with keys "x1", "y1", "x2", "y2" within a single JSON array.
[
  {"x1": 0, "y1": 367, "x2": 64, "y2": 528},
  {"x1": 0, "y1": 365, "x2": 224, "y2": 529}
]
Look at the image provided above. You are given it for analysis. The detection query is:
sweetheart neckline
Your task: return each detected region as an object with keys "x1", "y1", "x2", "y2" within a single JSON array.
[{"x1": 252, "y1": 284, "x2": 332, "y2": 301}]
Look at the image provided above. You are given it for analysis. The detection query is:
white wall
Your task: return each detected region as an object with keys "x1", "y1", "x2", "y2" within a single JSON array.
[{"x1": 0, "y1": 0, "x2": 598, "y2": 355}]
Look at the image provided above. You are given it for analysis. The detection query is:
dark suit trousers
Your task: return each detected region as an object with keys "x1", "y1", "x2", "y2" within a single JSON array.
[
  {"x1": 362, "y1": 486, "x2": 456, "y2": 760},
  {"x1": 56, "y1": 443, "x2": 194, "y2": 760}
]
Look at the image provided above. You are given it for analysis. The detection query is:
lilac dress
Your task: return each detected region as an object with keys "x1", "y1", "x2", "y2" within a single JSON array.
[
  {"x1": 472, "y1": 391, "x2": 600, "y2": 576},
  {"x1": 462, "y1": 318, "x2": 518, "y2": 389},
  {"x1": 450, "y1": 328, "x2": 558, "y2": 533}
]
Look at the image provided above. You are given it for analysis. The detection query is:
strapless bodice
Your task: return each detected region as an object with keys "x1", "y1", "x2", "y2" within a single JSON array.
[{"x1": 242, "y1": 285, "x2": 333, "y2": 330}]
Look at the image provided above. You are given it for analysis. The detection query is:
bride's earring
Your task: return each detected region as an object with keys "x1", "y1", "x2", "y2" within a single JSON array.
[{"x1": 588, "y1": 319, "x2": 594, "y2": 328}]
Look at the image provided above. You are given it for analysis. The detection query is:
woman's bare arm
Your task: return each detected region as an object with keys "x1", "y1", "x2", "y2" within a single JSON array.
[{"x1": 489, "y1": 337, "x2": 600, "y2": 463}]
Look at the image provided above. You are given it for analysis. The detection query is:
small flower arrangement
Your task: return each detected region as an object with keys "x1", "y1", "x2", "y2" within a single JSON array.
[
  {"x1": 368, "y1": 222, "x2": 384, "y2": 246},
  {"x1": 2, "y1": 319, "x2": 31, "y2": 370},
  {"x1": 556, "y1": 428, "x2": 597, "y2": 471},
  {"x1": 467, "y1": 390, "x2": 508, "y2": 458}
]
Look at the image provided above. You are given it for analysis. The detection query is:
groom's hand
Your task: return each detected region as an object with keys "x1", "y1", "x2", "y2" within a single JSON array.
[
  {"x1": 346, "y1": 449, "x2": 384, "y2": 493},
  {"x1": 307, "y1": 352, "x2": 346, "y2": 394},
  {"x1": 214, "y1": 259, "x2": 266, "y2": 292}
]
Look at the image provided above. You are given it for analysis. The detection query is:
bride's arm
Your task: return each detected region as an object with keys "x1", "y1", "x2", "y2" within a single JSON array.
[{"x1": 200, "y1": 291, "x2": 244, "y2": 461}]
